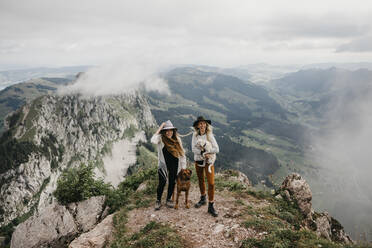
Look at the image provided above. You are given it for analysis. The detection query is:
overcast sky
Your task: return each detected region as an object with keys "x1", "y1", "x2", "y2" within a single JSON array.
[{"x1": 1, "y1": 0, "x2": 372, "y2": 70}]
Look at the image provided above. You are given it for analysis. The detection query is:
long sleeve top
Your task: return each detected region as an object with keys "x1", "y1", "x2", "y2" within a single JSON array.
[
  {"x1": 191, "y1": 132, "x2": 219, "y2": 163},
  {"x1": 151, "y1": 134, "x2": 187, "y2": 180}
]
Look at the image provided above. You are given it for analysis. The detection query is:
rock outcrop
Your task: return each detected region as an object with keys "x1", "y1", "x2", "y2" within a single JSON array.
[
  {"x1": 0, "y1": 92, "x2": 156, "y2": 227},
  {"x1": 67, "y1": 196, "x2": 106, "y2": 232},
  {"x1": 280, "y1": 173, "x2": 312, "y2": 219},
  {"x1": 11, "y1": 196, "x2": 107, "y2": 248},
  {"x1": 11, "y1": 203, "x2": 78, "y2": 248},
  {"x1": 69, "y1": 214, "x2": 114, "y2": 248},
  {"x1": 280, "y1": 173, "x2": 352, "y2": 244}
]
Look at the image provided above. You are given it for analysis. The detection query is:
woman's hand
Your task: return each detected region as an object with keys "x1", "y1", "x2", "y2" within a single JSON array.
[{"x1": 155, "y1": 122, "x2": 166, "y2": 134}]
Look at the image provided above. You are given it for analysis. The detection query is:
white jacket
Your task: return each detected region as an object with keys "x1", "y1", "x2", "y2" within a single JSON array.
[
  {"x1": 151, "y1": 134, "x2": 187, "y2": 180},
  {"x1": 191, "y1": 133, "x2": 219, "y2": 165}
]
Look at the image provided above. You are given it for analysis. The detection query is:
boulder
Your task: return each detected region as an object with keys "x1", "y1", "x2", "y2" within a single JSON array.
[
  {"x1": 280, "y1": 173, "x2": 353, "y2": 244},
  {"x1": 11, "y1": 203, "x2": 78, "y2": 248},
  {"x1": 69, "y1": 214, "x2": 114, "y2": 248},
  {"x1": 68, "y1": 196, "x2": 106, "y2": 232},
  {"x1": 218, "y1": 169, "x2": 251, "y2": 188},
  {"x1": 315, "y1": 212, "x2": 331, "y2": 240},
  {"x1": 313, "y1": 212, "x2": 352, "y2": 244},
  {"x1": 280, "y1": 173, "x2": 312, "y2": 218}
]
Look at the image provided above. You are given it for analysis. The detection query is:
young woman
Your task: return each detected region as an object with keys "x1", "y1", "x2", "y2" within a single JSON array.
[
  {"x1": 151, "y1": 120, "x2": 186, "y2": 210},
  {"x1": 192, "y1": 116, "x2": 219, "y2": 217}
]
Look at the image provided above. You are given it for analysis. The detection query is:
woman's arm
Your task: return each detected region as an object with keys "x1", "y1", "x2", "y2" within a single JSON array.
[
  {"x1": 151, "y1": 122, "x2": 165, "y2": 144},
  {"x1": 209, "y1": 134, "x2": 219, "y2": 154}
]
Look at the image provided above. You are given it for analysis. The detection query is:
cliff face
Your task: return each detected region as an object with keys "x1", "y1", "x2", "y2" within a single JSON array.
[{"x1": 0, "y1": 92, "x2": 156, "y2": 227}]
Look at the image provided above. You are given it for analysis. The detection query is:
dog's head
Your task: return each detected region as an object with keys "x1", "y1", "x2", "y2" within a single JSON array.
[
  {"x1": 196, "y1": 139, "x2": 206, "y2": 149},
  {"x1": 178, "y1": 168, "x2": 192, "y2": 180}
]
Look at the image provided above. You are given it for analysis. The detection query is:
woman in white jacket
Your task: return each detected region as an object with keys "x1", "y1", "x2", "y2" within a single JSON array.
[
  {"x1": 151, "y1": 120, "x2": 186, "y2": 210},
  {"x1": 192, "y1": 116, "x2": 219, "y2": 217}
]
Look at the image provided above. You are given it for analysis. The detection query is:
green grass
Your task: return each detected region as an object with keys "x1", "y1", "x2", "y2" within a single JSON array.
[
  {"x1": 111, "y1": 221, "x2": 187, "y2": 248},
  {"x1": 244, "y1": 216, "x2": 286, "y2": 232},
  {"x1": 241, "y1": 229, "x2": 343, "y2": 248},
  {"x1": 122, "y1": 125, "x2": 138, "y2": 140}
]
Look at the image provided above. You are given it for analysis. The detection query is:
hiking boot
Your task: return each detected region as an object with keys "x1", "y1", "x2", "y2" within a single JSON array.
[
  {"x1": 208, "y1": 202, "x2": 218, "y2": 217},
  {"x1": 154, "y1": 200, "x2": 161, "y2": 211},
  {"x1": 194, "y1": 195, "x2": 207, "y2": 208},
  {"x1": 166, "y1": 199, "x2": 174, "y2": 208}
]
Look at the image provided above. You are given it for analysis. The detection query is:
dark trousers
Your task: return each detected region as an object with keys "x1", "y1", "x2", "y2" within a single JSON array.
[{"x1": 157, "y1": 162, "x2": 178, "y2": 201}]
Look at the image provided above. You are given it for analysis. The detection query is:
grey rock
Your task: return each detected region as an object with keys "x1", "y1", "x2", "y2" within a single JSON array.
[
  {"x1": 316, "y1": 212, "x2": 331, "y2": 240},
  {"x1": 101, "y1": 206, "x2": 110, "y2": 220},
  {"x1": 314, "y1": 212, "x2": 353, "y2": 244},
  {"x1": 69, "y1": 214, "x2": 114, "y2": 248},
  {"x1": 213, "y1": 224, "x2": 225, "y2": 234},
  {"x1": 274, "y1": 194, "x2": 283, "y2": 200},
  {"x1": 281, "y1": 174, "x2": 353, "y2": 244},
  {"x1": 136, "y1": 182, "x2": 148, "y2": 192},
  {"x1": 68, "y1": 196, "x2": 106, "y2": 232},
  {"x1": 11, "y1": 203, "x2": 78, "y2": 248},
  {"x1": 280, "y1": 173, "x2": 312, "y2": 218}
]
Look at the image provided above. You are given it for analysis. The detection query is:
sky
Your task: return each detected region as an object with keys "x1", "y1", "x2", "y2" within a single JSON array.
[{"x1": 1, "y1": 0, "x2": 372, "y2": 70}]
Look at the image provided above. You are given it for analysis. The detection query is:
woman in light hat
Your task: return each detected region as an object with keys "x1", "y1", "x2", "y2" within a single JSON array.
[
  {"x1": 151, "y1": 120, "x2": 187, "y2": 210},
  {"x1": 192, "y1": 116, "x2": 219, "y2": 217}
]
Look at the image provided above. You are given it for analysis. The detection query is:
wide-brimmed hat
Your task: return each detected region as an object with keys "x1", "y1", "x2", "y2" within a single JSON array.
[
  {"x1": 193, "y1": 116, "x2": 211, "y2": 127},
  {"x1": 162, "y1": 120, "x2": 177, "y2": 131}
]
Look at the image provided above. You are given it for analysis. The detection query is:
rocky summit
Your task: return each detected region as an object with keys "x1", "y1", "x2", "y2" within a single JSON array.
[{"x1": 8, "y1": 168, "x2": 355, "y2": 248}]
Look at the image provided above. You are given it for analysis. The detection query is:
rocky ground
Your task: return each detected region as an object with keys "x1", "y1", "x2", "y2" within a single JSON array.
[
  {"x1": 126, "y1": 185, "x2": 260, "y2": 248},
  {"x1": 8, "y1": 169, "x2": 358, "y2": 248}
]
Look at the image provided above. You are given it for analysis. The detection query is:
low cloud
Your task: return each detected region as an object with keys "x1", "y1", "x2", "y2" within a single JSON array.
[
  {"x1": 336, "y1": 36, "x2": 372, "y2": 52},
  {"x1": 58, "y1": 60, "x2": 170, "y2": 96},
  {"x1": 307, "y1": 77, "x2": 372, "y2": 239}
]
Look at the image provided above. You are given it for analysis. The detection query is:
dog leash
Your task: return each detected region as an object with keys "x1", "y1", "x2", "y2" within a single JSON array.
[
  {"x1": 178, "y1": 131, "x2": 193, "y2": 137},
  {"x1": 178, "y1": 127, "x2": 194, "y2": 138}
]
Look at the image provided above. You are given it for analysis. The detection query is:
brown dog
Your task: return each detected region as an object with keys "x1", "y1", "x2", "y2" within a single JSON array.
[{"x1": 174, "y1": 168, "x2": 192, "y2": 209}]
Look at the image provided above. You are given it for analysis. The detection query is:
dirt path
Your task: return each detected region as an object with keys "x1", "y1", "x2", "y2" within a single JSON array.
[{"x1": 126, "y1": 186, "x2": 258, "y2": 248}]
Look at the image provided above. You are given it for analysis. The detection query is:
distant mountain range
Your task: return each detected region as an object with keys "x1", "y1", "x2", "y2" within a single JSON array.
[
  {"x1": 0, "y1": 65, "x2": 91, "y2": 90},
  {"x1": 0, "y1": 77, "x2": 73, "y2": 132},
  {"x1": 150, "y1": 67, "x2": 309, "y2": 185}
]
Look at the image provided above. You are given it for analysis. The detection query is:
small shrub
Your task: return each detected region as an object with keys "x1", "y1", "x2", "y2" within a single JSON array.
[
  {"x1": 106, "y1": 165, "x2": 158, "y2": 213},
  {"x1": 54, "y1": 163, "x2": 112, "y2": 205}
]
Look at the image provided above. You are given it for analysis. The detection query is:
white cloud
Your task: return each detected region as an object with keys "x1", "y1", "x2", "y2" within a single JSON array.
[
  {"x1": 58, "y1": 60, "x2": 170, "y2": 96},
  {"x1": 0, "y1": 0, "x2": 372, "y2": 68}
]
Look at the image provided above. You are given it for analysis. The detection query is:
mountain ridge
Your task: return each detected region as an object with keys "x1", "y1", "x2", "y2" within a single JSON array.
[{"x1": 0, "y1": 92, "x2": 156, "y2": 228}]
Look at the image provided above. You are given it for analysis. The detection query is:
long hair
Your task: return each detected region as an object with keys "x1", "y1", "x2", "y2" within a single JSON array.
[
  {"x1": 161, "y1": 129, "x2": 185, "y2": 158},
  {"x1": 193, "y1": 122, "x2": 213, "y2": 142}
]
